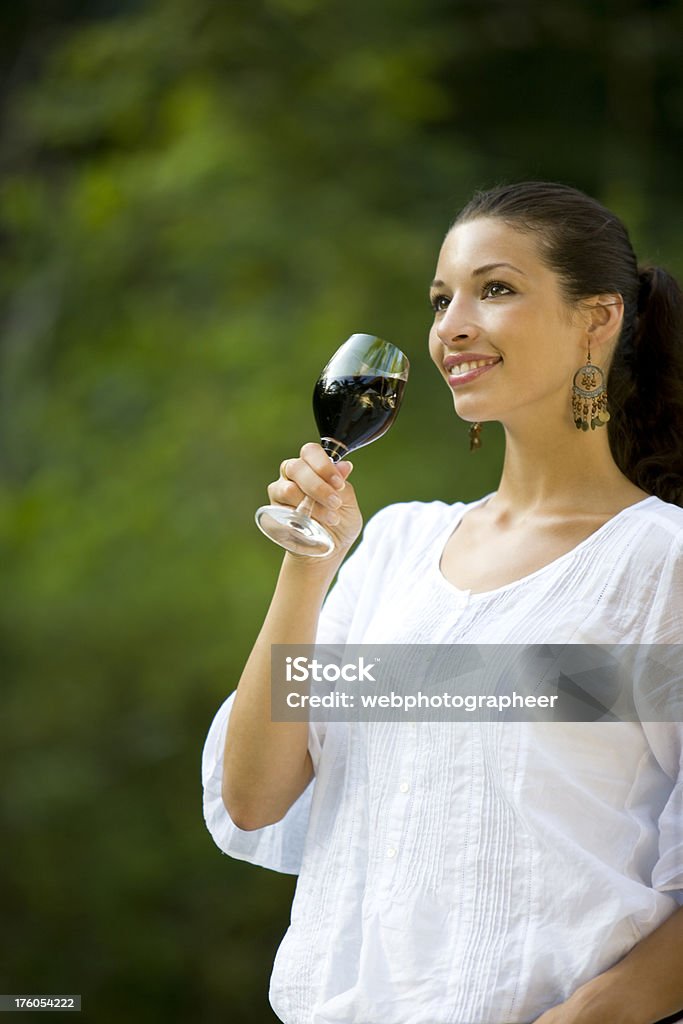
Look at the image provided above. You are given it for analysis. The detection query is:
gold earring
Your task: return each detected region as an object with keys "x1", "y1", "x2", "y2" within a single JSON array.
[
  {"x1": 572, "y1": 340, "x2": 610, "y2": 431},
  {"x1": 469, "y1": 422, "x2": 482, "y2": 451}
]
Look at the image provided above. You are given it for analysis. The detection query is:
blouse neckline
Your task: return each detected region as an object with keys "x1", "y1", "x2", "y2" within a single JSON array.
[{"x1": 433, "y1": 493, "x2": 658, "y2": 601}]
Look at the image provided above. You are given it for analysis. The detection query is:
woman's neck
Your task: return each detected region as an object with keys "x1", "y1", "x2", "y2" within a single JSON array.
[{"x1": 490, "y1": 422, "x2": 649, "y2": 521}]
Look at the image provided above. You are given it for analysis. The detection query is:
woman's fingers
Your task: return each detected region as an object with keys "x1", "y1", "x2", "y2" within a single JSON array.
[
  {"x1": 265, "y1": 444, "x2": 362, "y2": 554},
  {"x1": 298, "y1": 442, "x2": 348, "y2": 491},
  {"x1": 267, "y1": 444, "x2": 353, "y2": 511}
]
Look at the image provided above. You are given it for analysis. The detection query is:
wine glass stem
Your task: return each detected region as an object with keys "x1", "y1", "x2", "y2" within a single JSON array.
[
  {"x1": 290, "y1": 495, "x2": 316, "y2": 524},
  {"x1": 290, "y1": 451, "x2": 342, "y2": 526}
]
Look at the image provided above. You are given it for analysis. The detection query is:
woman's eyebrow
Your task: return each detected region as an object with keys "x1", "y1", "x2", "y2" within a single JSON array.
[
  {"x1": 472, "y1": 262, "x2": 526, "y2": 277},
  {"x1": 429, "y1": 263, "x2": 527, "y2": 290}
]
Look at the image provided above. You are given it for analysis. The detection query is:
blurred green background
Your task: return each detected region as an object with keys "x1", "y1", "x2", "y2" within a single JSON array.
[{"x1": 1, "y1": 1, "x2": 682, "y2": 1021}]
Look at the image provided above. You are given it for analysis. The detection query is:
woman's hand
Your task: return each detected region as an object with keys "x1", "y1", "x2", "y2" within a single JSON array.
[
  {"x1": 267, "y1": 442, "x2": 363, "y2": 557},
  {"x1": 532, "y1": 976, "x2": 640, "y2": 1024},
  {"x1": 534, "y1": 906, "x2": 683, "y2": 1024},
  {"x1": 533, "y1": 1004, "x2": 623, "y2": 1023}
]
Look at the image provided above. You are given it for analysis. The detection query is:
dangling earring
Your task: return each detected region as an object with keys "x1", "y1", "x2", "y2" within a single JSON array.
[
  {"x1": 572, "y1": 339, "x2": 610, "y2": 431},
  {"x1": 469, "y1": 422, "x2": 482, "y2": 451}
]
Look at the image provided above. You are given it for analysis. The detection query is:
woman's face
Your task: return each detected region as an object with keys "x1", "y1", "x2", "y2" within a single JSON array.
[{"x1": 428, "y1": 217, "x2": 589, "y2": 431}]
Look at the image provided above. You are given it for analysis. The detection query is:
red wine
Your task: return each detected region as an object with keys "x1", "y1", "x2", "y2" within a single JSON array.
[{"x1": 312, "y1": 373, "x2": 406, "y2": 459}]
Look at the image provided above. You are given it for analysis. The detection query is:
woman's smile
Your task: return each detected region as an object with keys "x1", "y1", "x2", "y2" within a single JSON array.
[{"x1": 444, "y1": 352, "x2": 503, "y2": 386}]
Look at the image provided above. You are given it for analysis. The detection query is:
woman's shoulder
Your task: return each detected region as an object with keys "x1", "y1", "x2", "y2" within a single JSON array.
[
  {"x1": 362, "y1": 496, "x2": 479, "y2": 542},
  {"x1": 626, "y1": 495, "x2": 683, "y2": 547},
  {"x1": 324, "y1": 498, "x2": 477, "y2": 634},
  {"x1": 350, "y1": 495, "x2": 489, "y2": 573},
  {"x1": 618, "y1": 497, "x2": 683, "y2": 641},
  {"x1": 610, "y1": 497, "x2": 683, "y2": 605},
  {"x1": 640, "y1": 494, "x2": 683, "y2": 523}
]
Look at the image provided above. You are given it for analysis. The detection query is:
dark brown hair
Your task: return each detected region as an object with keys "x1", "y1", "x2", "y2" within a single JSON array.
[{"x1": 454, "y1": 182, "x2": 683, "y2": 506}]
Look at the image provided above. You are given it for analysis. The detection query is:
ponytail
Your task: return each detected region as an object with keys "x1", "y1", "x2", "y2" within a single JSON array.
[{"x1": 608, "y1": 267, "x2": 683, "y2": 506}]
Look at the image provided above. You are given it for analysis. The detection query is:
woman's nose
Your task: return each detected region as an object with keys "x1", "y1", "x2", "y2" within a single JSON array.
[{"x1": 436, "y1": 301, "x2": 479, "y2": 346}]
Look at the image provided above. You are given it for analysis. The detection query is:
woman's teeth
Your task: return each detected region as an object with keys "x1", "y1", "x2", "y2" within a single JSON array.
[{"x1": 450, "y1": 359, "x2": 498, "y2": 376}]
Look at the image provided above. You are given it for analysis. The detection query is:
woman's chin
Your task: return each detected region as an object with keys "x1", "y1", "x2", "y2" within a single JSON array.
[{"x1": 451, "y1": 399, "x2": 497, "y2": 423}]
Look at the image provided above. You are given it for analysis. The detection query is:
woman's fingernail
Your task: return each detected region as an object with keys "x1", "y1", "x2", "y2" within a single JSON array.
[
  {"x1": 326, "y1": 511, "x2": 340, "y2": 526},
  {"x1": 328, "y1": 494, "x2": 342, "y2": 509},
  {"x1": 331, "y1": 474, "x2": 344, "y2": 489}
]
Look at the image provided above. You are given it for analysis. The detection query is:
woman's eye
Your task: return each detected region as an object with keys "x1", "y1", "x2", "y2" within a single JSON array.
[
  {"x1": 482, "y1": 281, "x2": 513, "y2": 299},
  {"x1": 430, "y1": 293, "x2": 450, "y2": 312}
]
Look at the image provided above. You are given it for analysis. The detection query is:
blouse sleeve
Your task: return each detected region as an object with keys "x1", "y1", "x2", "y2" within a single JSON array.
[
  {"x1": 650, "y1": 741, "x2": 683, "y2": 905},
  {"x1": 201, "y1": 505, "x2": 399, "y2": 874},
  {"x1": 639, "y1": 717, "x2": 683, "y2": 906},
  {"x1": 201, "y1": 691, "x2": 313, "y2": 874},
  {"x1": 637, "y1": 531, "x2": 683, "y2": 904}
]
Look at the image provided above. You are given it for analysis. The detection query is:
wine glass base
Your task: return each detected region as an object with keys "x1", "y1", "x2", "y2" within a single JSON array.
[{"x1": 255, "y1": 505, "x2": 335, "y2": 557}]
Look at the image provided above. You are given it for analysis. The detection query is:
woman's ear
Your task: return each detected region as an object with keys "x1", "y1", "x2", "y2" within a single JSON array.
[{"x1": 585, "y1": 294, "x2": 624, "y2": 352}]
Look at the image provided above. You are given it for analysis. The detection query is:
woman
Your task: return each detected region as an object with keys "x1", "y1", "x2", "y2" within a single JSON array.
[{"x1": 203, "y1": 182, "x2": 683, "y2": 1023}]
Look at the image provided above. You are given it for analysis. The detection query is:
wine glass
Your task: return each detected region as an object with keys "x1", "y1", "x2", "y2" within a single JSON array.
[{"x1": 255, "y1": 333, "x2": 409, "y2": 557}]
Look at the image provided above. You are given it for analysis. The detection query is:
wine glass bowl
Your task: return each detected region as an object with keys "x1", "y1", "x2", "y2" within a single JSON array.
[{"x1": 255, "y1": 333, "x2": 409, "y2": 557}]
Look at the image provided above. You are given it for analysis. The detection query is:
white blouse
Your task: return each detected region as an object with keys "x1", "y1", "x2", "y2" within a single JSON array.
[{"x1": 202, "y1": 494, "x2": 683, "y2": 1024}]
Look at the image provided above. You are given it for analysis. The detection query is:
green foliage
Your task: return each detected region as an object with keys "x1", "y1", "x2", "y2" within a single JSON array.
[{"x1": 1, "y1": 0, "x2": 681, "y2": 1020}]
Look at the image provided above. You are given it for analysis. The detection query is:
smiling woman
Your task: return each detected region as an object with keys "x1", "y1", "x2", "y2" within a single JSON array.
[
  {"x1": 203, "y1": 182, "x2": 683, "y2": 1024},
  {"x1": 429, "y1": 220, "x2": 622, "y2": 449}
]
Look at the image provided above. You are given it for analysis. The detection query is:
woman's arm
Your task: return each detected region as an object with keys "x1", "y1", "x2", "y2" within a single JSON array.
[
  {"x1": 222, "y1": 444, "x2": 361, "y2": 831},
  {"x1": 534, "y1": 904, "x2": 683, "y2": 1024}
]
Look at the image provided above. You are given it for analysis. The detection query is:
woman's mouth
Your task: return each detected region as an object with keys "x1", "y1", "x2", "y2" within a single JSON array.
[{"x1": 444, "y1": 356, "x2": 502, "y2": 387}]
